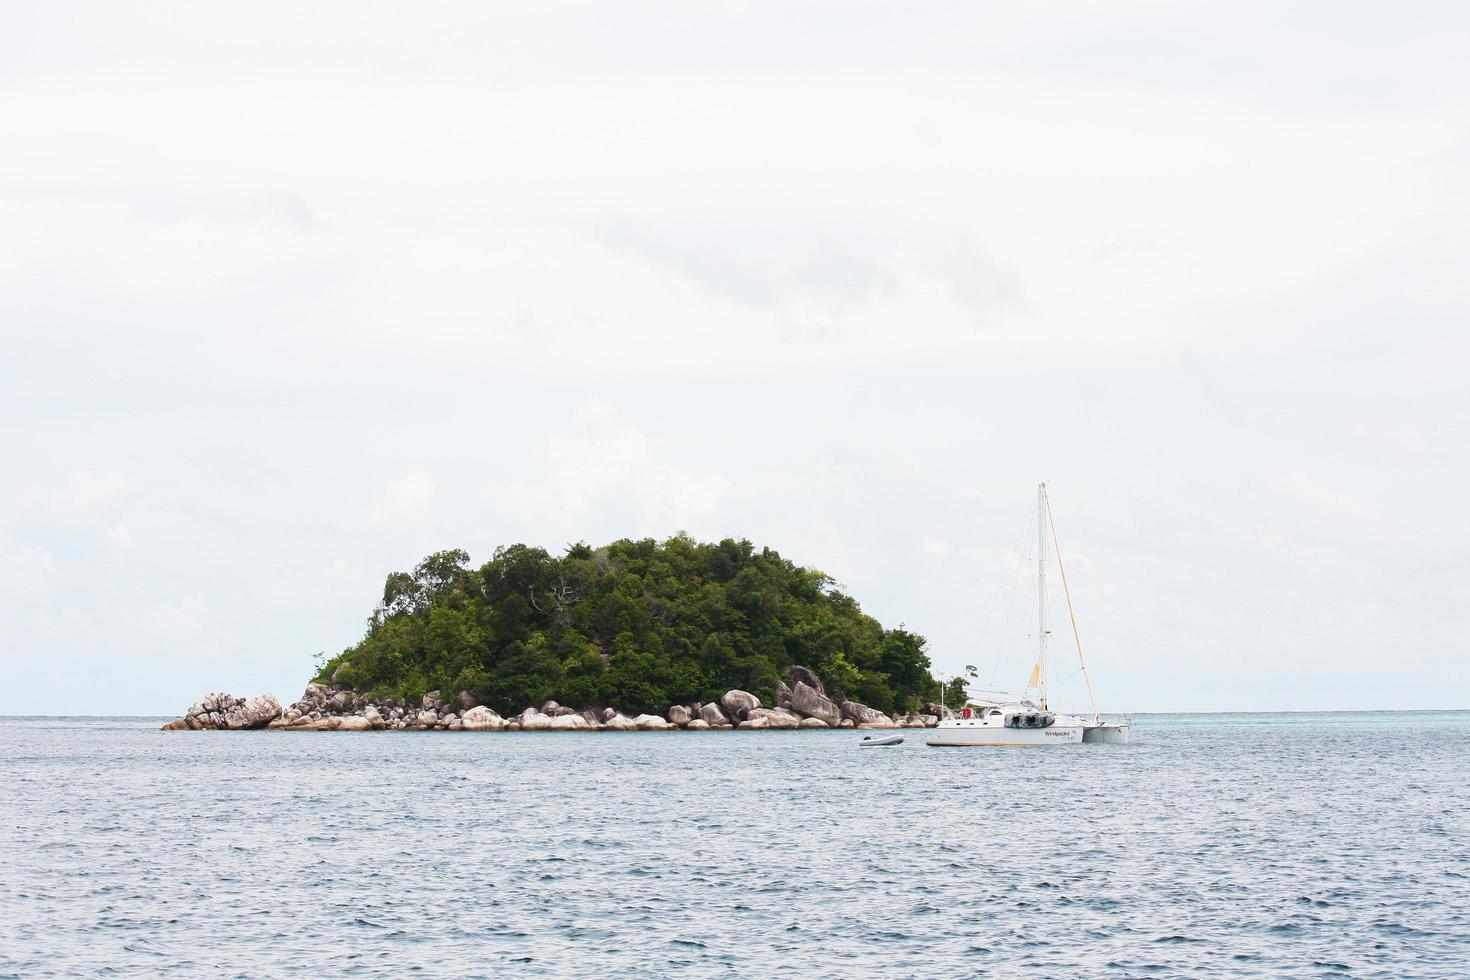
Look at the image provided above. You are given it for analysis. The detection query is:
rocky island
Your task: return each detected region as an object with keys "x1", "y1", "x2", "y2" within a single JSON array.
[{"x1": 164, "y1": 536, "x2": 964, "y2": 732}]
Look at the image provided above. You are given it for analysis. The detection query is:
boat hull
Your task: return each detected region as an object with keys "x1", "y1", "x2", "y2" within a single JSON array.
[
  {"x1": 926, "y1": 722, "x2": 1084, "y2": 747},
  {"x1": 1082, "y1": 722, "x2": 1130, "y2": 744},
  {"x1": 859, "y1": 735, "x2": 904, "y2": 747}
]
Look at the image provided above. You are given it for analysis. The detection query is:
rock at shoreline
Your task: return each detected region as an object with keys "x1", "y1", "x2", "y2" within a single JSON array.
[
  {"x1": 788, "y1": 681, "x2": 841, "y2": 727},
  {"x1": 840, "y1": 700, "x2": 890, "y2": 727},
  {"x1": 518, "y1": 709, "x2": 553, "y2": 731},
  {"x1": 785, "y1": 665, "x2": 827, "y2": 698},
  {"x1": 776, "y1": 676, "x2": 841, "y2": 725},
  {"x1": 169, "y1": 663, "x2": 931, "y2": 736},
  {"x1": 747, "y1": 707, "x2": 802, "y2": 729},
  {"x1": 774, "y1": 680, "x2": 794, "y2": 710},
  {"x1": 720, "y1": 690, "x2": 760, "y2": 721},
  {"x1": 169, "y1": 692, "x2": 283, "y2": 731},
  {"x1": 461, "y1": 706, "x2": 505, "y2": 731}
]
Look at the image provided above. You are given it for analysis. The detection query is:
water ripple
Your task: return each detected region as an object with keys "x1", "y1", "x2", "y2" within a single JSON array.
[{"x1": 0, "y1": 711, "x2": 1468, "y2": 975}]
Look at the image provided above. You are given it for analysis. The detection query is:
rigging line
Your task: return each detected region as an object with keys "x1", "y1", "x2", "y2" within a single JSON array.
[
  {"x1": 1046, "y1": 488, "x2": 1099, "y2": 720},
  {"x1": 987, "y1": 499, "x2": 1035, "y2": 687},
  {"x1": 974, "y1": 497, "x2": 1037, "y2": 673},
  {"x1": 1054, "y1": 665, "x2": 1083, "y2": 687},
  {"x1": 992, "y1": 542, "x2": 1032, "y2": 690}
]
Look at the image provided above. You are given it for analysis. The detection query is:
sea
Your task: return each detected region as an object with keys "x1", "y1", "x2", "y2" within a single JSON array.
[{"x1": 2, "y1": 712, "x2": 1467, "y2": 977}]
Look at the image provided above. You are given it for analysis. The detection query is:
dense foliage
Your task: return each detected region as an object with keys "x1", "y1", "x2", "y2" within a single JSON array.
[{"x1": 316, "y1": 536, "x2": 944, "y2": 715}]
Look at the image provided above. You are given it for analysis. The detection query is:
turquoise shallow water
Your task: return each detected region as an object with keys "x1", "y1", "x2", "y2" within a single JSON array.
[{"x1": 2, "y1": 712, "x2": 1468, "y2": 977}]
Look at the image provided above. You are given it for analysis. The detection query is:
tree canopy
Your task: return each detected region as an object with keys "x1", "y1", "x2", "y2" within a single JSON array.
[{"x1": 316, "y1": 535, "x2": 944, "y2": 715}]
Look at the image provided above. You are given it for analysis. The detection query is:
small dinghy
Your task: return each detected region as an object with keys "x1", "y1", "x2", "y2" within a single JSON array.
[{"x1": 859, "y1": 734, "x2": 904, "y2": 747}]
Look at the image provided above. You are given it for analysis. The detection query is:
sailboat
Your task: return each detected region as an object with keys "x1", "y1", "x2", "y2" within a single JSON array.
[{"x1": 927, "y1": 483, "x2": 1130, "y2": 747}]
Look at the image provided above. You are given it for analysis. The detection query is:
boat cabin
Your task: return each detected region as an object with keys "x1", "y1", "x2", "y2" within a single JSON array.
[{"x1": 953, "y1": 703, "x2": 1056, "y2": 729}]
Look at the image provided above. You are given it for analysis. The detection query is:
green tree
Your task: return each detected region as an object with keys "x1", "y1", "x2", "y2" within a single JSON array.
[{"x1": 314, "y1": 535, "x2": 947, "y2": 715}]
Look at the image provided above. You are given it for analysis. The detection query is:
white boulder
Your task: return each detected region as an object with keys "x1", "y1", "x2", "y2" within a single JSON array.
[
  {"x1": 461, "y1": 706, "x2": 506, "y2": 731},
  {"x1": 518, "y1": 709, "x2": 553, "y2": 731}
]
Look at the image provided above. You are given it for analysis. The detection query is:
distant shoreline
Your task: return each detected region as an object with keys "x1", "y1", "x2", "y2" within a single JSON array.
[
  {"x1": 160, "y1": 669, "x2": 948, "y2": 733},
  {"x1": 7, "y1": 707, "x2": 1468, "y2": 723}
]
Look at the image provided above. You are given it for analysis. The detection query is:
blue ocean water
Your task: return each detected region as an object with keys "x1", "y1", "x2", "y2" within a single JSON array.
[{"x1": 2, "y1": 712, "x2": 1467, "y2": 977}]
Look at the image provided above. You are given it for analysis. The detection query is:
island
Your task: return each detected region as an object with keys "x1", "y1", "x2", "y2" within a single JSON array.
[{"x1": 164, "y1": 535, "x2": 965, "y2": 731}]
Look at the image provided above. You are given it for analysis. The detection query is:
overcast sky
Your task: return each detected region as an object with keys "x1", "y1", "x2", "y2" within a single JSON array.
[{"x1": 3, "y1": 1, "x2": 1467, "y2": 714}]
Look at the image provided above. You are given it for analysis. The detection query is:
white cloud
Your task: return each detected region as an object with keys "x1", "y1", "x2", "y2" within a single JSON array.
[
  {"x1": 385, "y1": 471, "x2": 436, "y2": 511},
  {"x1": 516, "y1": 424, "x2": 731, "y2": 535},
  {"x1": 151, "y1": 594, "x2": 206, "y2": 639},
  {"x1": 1, "y1": 3, "x2": 1467, "y2": 713},
  {"x1": 0, "y1": 542, "x2": 54, "y2": 596},
  {"x1": 4, "y1": 71, "x2": 1456, "y2": 378}
]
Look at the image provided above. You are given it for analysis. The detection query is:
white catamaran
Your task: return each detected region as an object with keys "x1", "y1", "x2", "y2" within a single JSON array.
[{"x1": 928, "y1": 483, "x2": 1130, "y2": 747}]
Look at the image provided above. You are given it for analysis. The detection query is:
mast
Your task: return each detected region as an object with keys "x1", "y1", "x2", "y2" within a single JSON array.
[{"x1": 1037, "y1": 482, "x2": 1049, "y2": 710}]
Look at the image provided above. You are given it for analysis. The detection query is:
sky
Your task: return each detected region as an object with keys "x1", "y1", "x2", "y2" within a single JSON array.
[{"x1": 2, "y1": 1, "x2": 1467, "y2": 715}]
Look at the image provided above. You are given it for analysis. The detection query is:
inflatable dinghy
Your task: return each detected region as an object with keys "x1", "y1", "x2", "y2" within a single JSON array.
[{"x1": 859, "y1": 734, "x2": 904, "y2": 747}]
